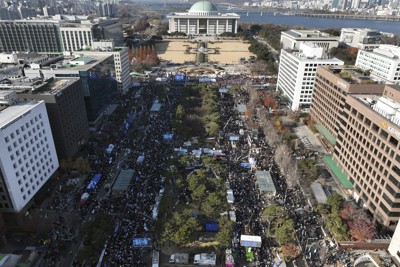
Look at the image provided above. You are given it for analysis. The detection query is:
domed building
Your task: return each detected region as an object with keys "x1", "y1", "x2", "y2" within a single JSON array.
[{"x1": 167, "y1": 0, "x2": 239, "y2": 35}]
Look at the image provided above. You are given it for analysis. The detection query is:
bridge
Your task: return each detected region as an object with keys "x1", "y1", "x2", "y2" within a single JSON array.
[{"x1": 290, "y1": 12, "x2": 400, "y2": 21}]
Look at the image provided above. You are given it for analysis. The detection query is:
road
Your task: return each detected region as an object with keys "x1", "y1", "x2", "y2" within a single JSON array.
[{"x1": 255, "y1": 36, "x2": 280, "y2": 62}]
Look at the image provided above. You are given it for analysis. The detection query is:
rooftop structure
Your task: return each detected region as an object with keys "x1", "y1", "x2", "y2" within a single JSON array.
[
  {"x1": 280, "y1": 29, "x2": 339, "y2": 57},
  {"x1": 112, "y1": 169, "x2": 134, "y2": 192},
  {"x1": 340, "y1": 28, "x2": 382, "y2": 51},
  {"x1": 255, "y1": 171, "x2": 276, "y2": 195}
]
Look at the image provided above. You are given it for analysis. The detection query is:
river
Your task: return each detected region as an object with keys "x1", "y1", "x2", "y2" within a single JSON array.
[
  {"x1": 152, "y1": 2, "x2": 400, "y2": 35},
  {"x1": 237, "y1": 11, "x2": 400, "y2": 34}
]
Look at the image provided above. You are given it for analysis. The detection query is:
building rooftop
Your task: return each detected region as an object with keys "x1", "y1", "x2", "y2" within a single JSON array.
[
  {"x1": 0, "y1": 100, "x2": 42, "y2": 128},
  {"x1": 341, "y1": 28, "x2": 381, "y2": 34},
  {"x1": 283, "y1": 29, "x2": 338, "y2": 39},
  {"x1": 189, "y1": 1, "x2": 218, "y2": 13},
  {"x1": 370, "y1": 45, "x2": 400, "y2": 59},
  {"x1": 71, "y1": 56, "x2": 94, "y2": 64},
  {"x1": 354, "y1": 94, "x2": 400, "y2": 127},
  {"x1": 25, "y1": 54, "x2": 111, "y2": 72},
  {"x1": 255, "y1": 170, "x2": 276, "y2": 194},
  {"x1": 325, "y1": 65, "x2": 376, "y2": 84},
  {"x1": 0, "y1": 77, "x2": 79, "y2": 95}
]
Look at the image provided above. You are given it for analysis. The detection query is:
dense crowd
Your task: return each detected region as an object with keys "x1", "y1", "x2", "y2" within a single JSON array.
[{"x1": 38, "y1": 72, "x2": 356, "y2": 267}]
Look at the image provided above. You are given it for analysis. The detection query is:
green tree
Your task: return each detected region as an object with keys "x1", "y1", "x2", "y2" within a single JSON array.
[
  {"x1": 202, "y1": 192, "x2": 226, "y2": 218},
  {"x1": 215, "y1": 216, "x2": 234, "y2": 248},
  {"x1": 326, "y1": 213, "x2": 350, "y2": 241},
  {"x1": 298, "y1": 158, "x2": 319, "y2": 181},
  {"x1": 192, "y1": 184, "x2": 207, "y2": 204},
  {"x1": 176, "y1": 104, "x2": 186, "y2": 121},
  {"x1": 206, "y1": 121, "x2": 220, "y2": 136},
  {"x1": 187, "y1": 169, "x2": 207, "y2": 192},
  {"x1": 165, "y1": 208, "x2": 201, "y2": 246},
  {"x1": 273, "y1": 219, "x2": 295, "y2": 245},
  {"x1": 316, "y1": 203, "x2": 330, "y2": 215},
  {"x1": 327, "y1": 193, "x2": 345, "y2": 212},
  {"x1": 261, "y1": 204, "x2": 283, "y2": 222}
]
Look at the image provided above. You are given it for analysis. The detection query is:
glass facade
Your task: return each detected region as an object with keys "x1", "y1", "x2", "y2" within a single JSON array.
[{"x1": 79, "y1": 56, "x2": 117, "y2": 123}]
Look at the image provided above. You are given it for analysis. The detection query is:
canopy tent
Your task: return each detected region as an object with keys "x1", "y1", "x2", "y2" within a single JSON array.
[
  {"x1": 150, "y1": 103, "x2": 162, "y2": 112},
  {"x1": 236, "y1": 104, "x2": 247, "y2": 114},
  {"x1": 240, "y1": 235, "x2": 262, "y2": 248},
  {"x1": 163, "y1": 133, "x2": 174, "y2": 140},
  {"x1": 130, "y1": 72, "x2": 147, "y2": 76},
  {"x1": 255, "y1": 171, "x2": 276, "y2": 196},
  {"x1": 112, "y1": 169, "x2": 134, "y2": 192},
  {"x1": 311, "y1": 182, "x2": 328, "y2": 203}
]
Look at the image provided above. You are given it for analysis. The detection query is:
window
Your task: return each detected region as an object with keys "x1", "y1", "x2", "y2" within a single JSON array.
[
  {"x1": 380, "y1": 130, "x2": 388, "y2": 140},
  {"x1": 372, "y1": 123, "x2": 379, "y2": 132},
  {"x1": 389, "y1": 136, "x2": 398, "y2": 147}
]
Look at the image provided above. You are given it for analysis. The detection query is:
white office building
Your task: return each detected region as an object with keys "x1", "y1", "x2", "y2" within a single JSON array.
[
  {"x1": 167, "y1": 1, "x2": 240, "y2": 35},
  {"x1": 355, "y1": 45, "x2": 400, "y2": 85},
  {"x1": 277, "y1": 42, "x2": 344, "y2": 111},
  {"x1": 340, "y1": 28, "x2": 382, "y2": 51},
  {"x1": 389, "y1": 221, "x2": 400, "y2": 265},
  {"x1": 280, "y1": 30, "x2": 339, "y2": 57},
  {"x1": 0, "y1": 97, "x2": 59, "y2": 212}
]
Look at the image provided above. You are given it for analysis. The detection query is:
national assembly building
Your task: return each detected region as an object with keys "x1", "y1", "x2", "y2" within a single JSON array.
[{"x1": 167, "y1": 1, "x2": 240, "y2": 35}]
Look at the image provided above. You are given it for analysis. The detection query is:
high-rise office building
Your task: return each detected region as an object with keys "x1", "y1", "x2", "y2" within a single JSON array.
[
  {"x1": 23, "y1": 54, "x2": 118, "y2": 129},
  {"x1": 277, "y1": 42, "x2": 343, "y2": 111},
  {"x1": 96, "y1": 2, "x2": 117, "y2": 17},
  {"x1": 0, "y1": 97, "x2": 59, "y2": 212},
  {"x1": 310, "y1": 65, "x2": 385, "y2": 145},
  {"x1": 74, "y1": 41, "x2": 130, "y2": 93},
  {"x1": 0, "y1": 20, "x2": 63, "y2": 53},
  {"x1": 331, "y1": 85, "x2": 400, "y2": 226},
  {"x1": 0, "y1": 18, "x2": 123, "y2": 53},
  {"x1": 355, "y1": 45, "x2": 400, "y2": 84},
  {"x1": 389, "y1": 220, "x2": 400, "y2": 264},
  {"x1": 13, "y1": 78, "x2": 89, "y2": 160}
]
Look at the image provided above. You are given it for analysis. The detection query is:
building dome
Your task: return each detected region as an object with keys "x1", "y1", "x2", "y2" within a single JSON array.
[{"x1": 188, "y1": 1, "x2": 218, "y2": 15}]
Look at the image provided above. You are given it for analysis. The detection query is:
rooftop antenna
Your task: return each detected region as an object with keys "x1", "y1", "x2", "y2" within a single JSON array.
[{"x1": 164, "y1": 0, "x2": 167, "y2": 9}]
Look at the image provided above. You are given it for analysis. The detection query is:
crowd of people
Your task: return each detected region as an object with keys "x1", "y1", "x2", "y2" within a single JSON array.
[{"x1": 37, "y1": 71, "x2": 354, "y2": 267}]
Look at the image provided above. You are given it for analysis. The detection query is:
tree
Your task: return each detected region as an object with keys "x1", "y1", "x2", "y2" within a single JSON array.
[
  {"x1": 316, "y1": 203, "x2": 330, "y2": 215},
  {"x1": 298, "y1": 158, "x2": 319, "y2": 182},
  {"x1": 215, "y1": 216, "x2": 234, "y2": 248},
  {"x1": 263, "y1": 95, "x2": 277, "y2": 110},
  {"x1": 326, "y1": 193, "x2": 345, "y2": 212},
  {"x1": 348, "y1": 217, "x2": 376, "y2": 241},
  {"x1": 202, "y1": 192, "x2": 226, "y2": 218},
  {"x1": 206, "y1": 121, "x2": 220, "y2": 136},
  {"x1": 281, "y1": 243, "x2": 301, "y2": 261},
  {"x1": 176, "y1": 104, "x2": 186, "y2": 121},
  {"x1": 261, "y1": 204, "x2": 283, "y2": 222},
  {"x1": 340, "y1": 203, "x2": 359, "y2": 221},
  {"x1": 326, "y1": 213, "x2": 350, "y2": 241},
  {"x1": 192, "y1": 184, "x2": 207, "y2": 204},
  {"x1": 274, "y1": 219, "x2": 295, "y2": 245},
  {"x1": 165, "y1": 208, "x2": 201, "y2": 246}
]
